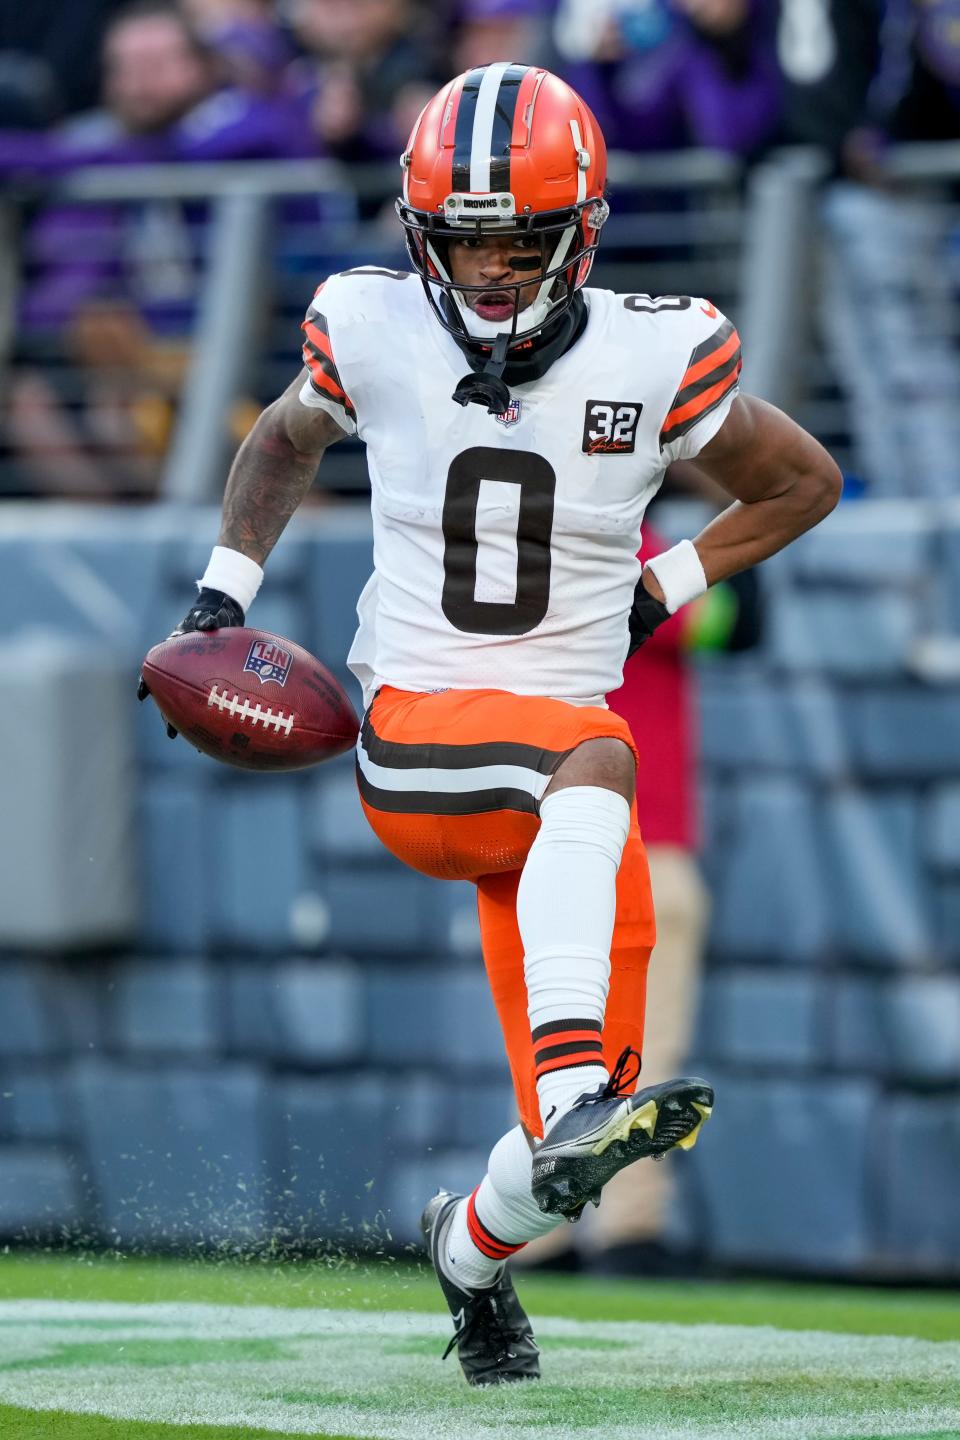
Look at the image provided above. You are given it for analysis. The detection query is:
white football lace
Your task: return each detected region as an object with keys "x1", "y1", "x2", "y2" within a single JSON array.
[{"x1": 207, "y1": 684, "x2": 294, "y2": 737}]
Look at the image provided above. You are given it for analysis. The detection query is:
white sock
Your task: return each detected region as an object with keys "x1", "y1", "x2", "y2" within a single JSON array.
[
  {"x1": 517, "y1": 786, "x2": 631, "y2": 1133},
  {"x1": 443, "y1": 1126, "x2": 565, "y2": 1290}
]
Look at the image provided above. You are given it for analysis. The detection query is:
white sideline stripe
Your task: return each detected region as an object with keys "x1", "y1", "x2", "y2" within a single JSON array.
[
  {"x1": 3, "y1": 1301, "x2": 956, "y2": 1362},
  {"x1": 1, "y1": 1303, "x2": 959, "y2": 1440},
  {"x1": 470, "y1": 61, "x2": 510, "y2": 192},
  {"x1": 357, "y1": 739, "x2": 550, "y2": 798}
]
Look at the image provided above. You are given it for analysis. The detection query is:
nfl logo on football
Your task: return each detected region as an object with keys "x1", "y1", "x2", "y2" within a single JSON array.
[
  {"x1": 243, "y1": 639, "x2": 293, "y2": 686},
  {"x1": 495, "y1": 398, "x2": 522, "y2": 428}
]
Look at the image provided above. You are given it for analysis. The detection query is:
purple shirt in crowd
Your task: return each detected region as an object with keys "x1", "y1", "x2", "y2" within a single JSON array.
[
  {"x1": 5, "y1": 85, "x2": 319, "y2": 336},
  {"x1": 560, "y1": 0, "x2": 781, "y2": 156}
]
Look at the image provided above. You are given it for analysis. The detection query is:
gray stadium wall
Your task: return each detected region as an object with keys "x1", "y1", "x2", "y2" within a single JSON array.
[{"x1": 0, "y1": 500, "x2": 958, "y2": 1278}]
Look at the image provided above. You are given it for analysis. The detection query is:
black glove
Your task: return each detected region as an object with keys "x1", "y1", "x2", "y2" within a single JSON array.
[
  {"x1": 627, "y1": 579, "x2": 671, "y2": 658},
  {"x1": 172, "y1": 587, "x2": 245, "y2": 636},
  {"x1": 137, "y1": 588, "x2": 245, "y2": 738}
]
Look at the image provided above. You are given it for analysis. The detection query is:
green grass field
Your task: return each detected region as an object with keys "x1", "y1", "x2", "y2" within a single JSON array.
[{"x1": 1, "y1": 1253, "x2": 958, "y2": 1440}]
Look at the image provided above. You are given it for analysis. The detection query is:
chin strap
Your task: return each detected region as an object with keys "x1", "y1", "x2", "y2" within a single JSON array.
[{"x1": 452, "y1": 331, "x2": 512, "y2": 414}]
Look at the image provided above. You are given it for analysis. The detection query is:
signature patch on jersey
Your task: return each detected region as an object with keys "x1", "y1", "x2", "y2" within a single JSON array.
[
  {"x1": 494, "y1": 398, "x2": 523, "y2": 428},
  {"x1": 243, "y1": 639, "x2": 293, "y2": 687},
  {"x1": 582, "y1": 400, "x2": 643, "y2": 455}
]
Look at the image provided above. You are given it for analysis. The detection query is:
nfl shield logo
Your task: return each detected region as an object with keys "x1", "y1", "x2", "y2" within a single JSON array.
[
  {"x1": 495, "y1": 398, "x2": 522, "y2": 427},
  {"x1": 243, "y1": 639, "x2": 293, "y2": 687}
]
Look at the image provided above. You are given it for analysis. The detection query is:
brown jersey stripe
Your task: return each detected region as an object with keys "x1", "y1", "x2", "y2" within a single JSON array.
[
  {"x1": 302, "y1": 330, "x2": 349, "y2": 397},
  {"x1": 659, "y1": 321, "x2": 741, "y2": 450},
  {"x1": 660, "y1": 364, "x2": 740, "y2": 446},
  {"x1": 300, "y1": 310, "x2": 356, "y2": 419},
  {"x1": 662, "y1": 352, "x2": 742, "y2": 438},
  {"x1": 302, "y1": 316, "x2": 338, "y2": 368},
  {"x1": 306, "y1": 378, "x2": 356, "y2": 423},
  {"x1": 301, "y1": 345, "x2": 340, "y2": 393},
  {"x1": 680, "y1": 320, "x2": 739, "y2": 388},
  {"x1": 303, "y1": 368, "x2": 356, "y2": 421},
  {"x1": 302, "y1": 350, "x2": 357, "y2": 420},
  {"x1": 669, "y1": 344, "x2": 742, "y2": 417},
  {"x1": 304, "y1": 308, "x2": 332, "y2": 339}
]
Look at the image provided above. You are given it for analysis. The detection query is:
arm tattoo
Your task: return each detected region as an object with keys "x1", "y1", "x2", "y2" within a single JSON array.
[{"x1": 217, "y1": 408, "x2": 329, "y2": 564}]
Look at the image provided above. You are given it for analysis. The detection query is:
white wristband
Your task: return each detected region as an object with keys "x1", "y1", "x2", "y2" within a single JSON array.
[
  {"x1": 642, "y1": 539, "x2": 708, "y2": 615},
  {"x1": 198, "y1": 546, "x2": 264, "y2": 614}
]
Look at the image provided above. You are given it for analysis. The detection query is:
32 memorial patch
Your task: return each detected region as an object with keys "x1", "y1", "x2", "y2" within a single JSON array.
[{"x1": 582, "y1": 400, "x2": 643, "y2": 455}]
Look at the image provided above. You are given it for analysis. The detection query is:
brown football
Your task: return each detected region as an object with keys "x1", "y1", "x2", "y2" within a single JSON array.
[{"x1": 141, "y1": 628, "x2": 359, "y2": 771}]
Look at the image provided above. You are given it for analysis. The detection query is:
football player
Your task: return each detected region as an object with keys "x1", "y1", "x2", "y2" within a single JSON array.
[{"x1": 144, "y1": 63, "x2": 841, "y2": 1384}]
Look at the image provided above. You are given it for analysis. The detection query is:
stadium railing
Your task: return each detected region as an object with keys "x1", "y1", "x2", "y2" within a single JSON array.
[
  {"x1": 0, "y1": 149, "x2": 746, "y2": 502},
  {"x1": 742, "y1": 142, "x2": 960, "y2": 493},
  {"x1": 3, "y1": 140, "x2": 959, "y2": 503}
]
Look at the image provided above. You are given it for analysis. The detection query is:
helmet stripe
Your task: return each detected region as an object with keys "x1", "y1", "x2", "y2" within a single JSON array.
[
  {"x1": 488, "y1": 63, "x2": 528, "y2": 193},
  {"x1": 451, "y1": 67, "x2": 487, "y2": 193},
  {"x1": 452, "y1": 63, "x2": 529, "y2": 195},
  {"x1": 469, "y1": 61, "x2": 510, "y2": 191}
]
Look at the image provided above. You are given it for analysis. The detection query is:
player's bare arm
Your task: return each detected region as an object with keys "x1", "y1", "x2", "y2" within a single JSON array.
[
  {"x1": 218, "y1": 370, "x2": 346, "y2": 566},
  {"x1": 641, "y1": 395, "x2": 842, "y2": 604},
  {"x1": 136, "y1": 371, "x2": 344, "y2": 721}
]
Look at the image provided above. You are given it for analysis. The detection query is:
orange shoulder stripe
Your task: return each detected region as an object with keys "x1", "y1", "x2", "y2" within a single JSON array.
[
  {"x1": 678, "y1": 326, "x2": 740, "y2": 391},
  {"x1": 301, "y1": 346, "x2": 355, "y2": 420},
  {"x1": 302, "y1": 357, "x2": 344, "y2": 401},
  {"x1": 303, "y1": 365, "x2": 356, "y2": 420},
  {"x1": 301, "y1": 316, "x2": 334, "y2": 363},
  {"x1": 300, "y1": 309, "x2": 356, "y2": 418},
  {"x1": 662, "y1": 362, "x2": 741, "y2": 434}
]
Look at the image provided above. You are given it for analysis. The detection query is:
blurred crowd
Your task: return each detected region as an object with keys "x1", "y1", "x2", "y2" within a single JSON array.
[
  {"x1": 0, "y1": 0, "x2": 957, "y2": 497},
  {"x1": 3, "y1": 0, "x2": 958, "y2": 169},
  {"x1": 3, "y1": 0, "x2": 958, "y2": 174}
]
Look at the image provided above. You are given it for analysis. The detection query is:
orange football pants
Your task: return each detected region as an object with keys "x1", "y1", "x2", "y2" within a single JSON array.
[{"x1": 357, "y1": 686, "x2": 656, "y2": 1138}]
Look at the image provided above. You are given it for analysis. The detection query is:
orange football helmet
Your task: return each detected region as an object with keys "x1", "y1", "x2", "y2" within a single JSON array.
[{"x1": 397, "y1": 62, "x2": 609, "y2": 356}]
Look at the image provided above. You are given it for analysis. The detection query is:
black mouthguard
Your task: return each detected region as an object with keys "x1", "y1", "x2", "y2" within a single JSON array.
[
  {"x1": 452, "y1": 370, "x2": 512, "y2": 413},
  {"x1": 452, "y1": 331, "x2": 513, "y2": 414}
]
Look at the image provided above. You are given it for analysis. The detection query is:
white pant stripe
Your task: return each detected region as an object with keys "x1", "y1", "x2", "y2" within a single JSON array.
[{"x1": 356, "y1": 737, "x2": 551, "y2": 800}]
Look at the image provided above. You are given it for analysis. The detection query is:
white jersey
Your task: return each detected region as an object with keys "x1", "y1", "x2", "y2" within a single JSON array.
[{"x1": 298, "y1": 269, "x2": 742, "y2": 710}]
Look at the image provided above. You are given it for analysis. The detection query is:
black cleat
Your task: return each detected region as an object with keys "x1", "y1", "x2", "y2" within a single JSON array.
[
  {"x1": 531, "y1": 1048, "x2": 714, "y2": 1218},
  {"x1": 420, "y1": 1190, "x2": 540, "y2": 1386}
]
